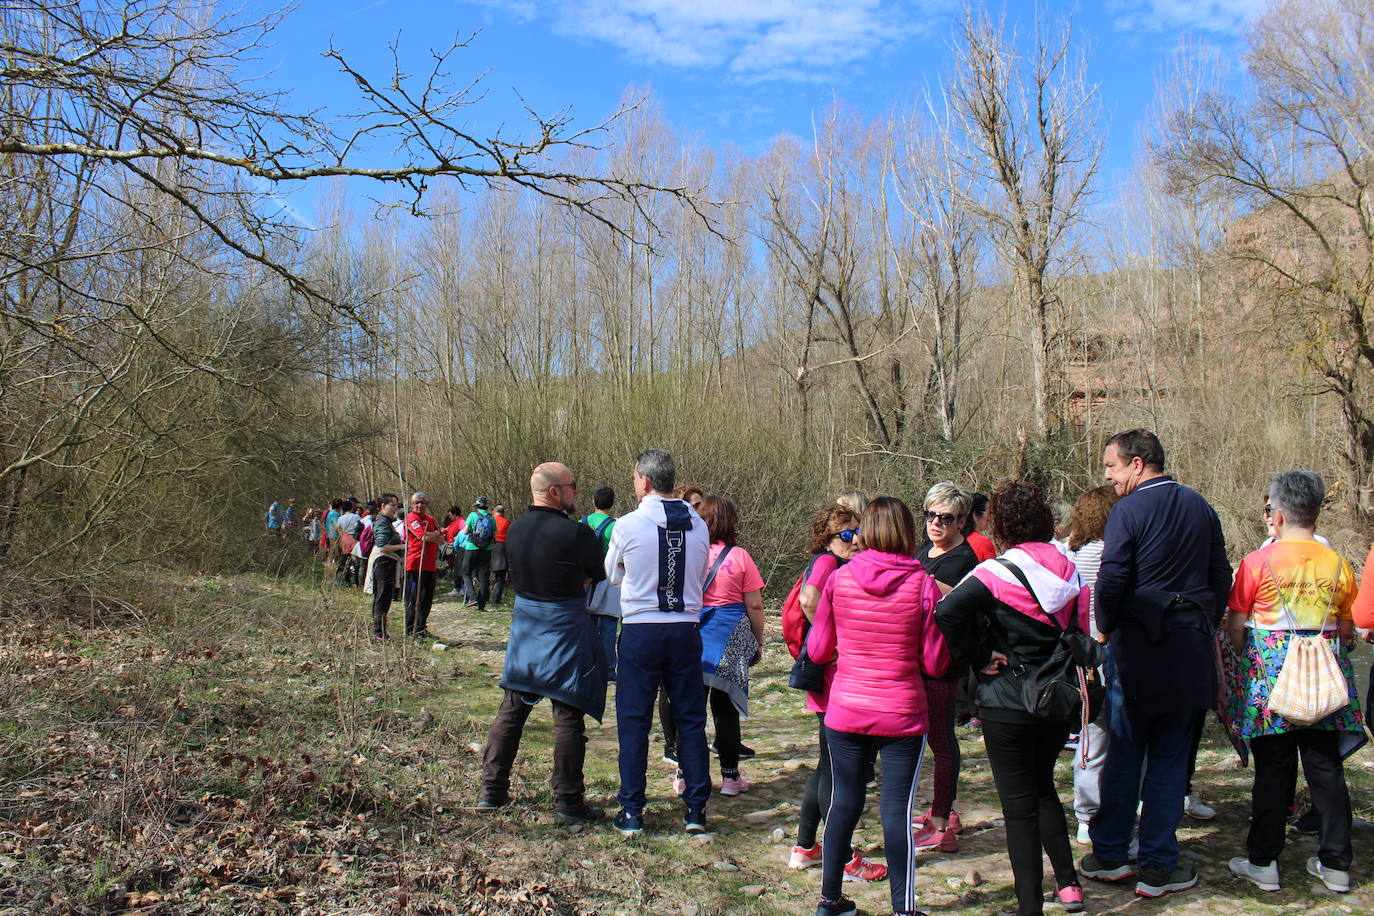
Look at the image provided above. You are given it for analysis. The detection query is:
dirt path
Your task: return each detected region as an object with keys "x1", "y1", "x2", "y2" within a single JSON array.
[{"x1": 424, "y1": 596, "x2": 1374, "y2": 915}]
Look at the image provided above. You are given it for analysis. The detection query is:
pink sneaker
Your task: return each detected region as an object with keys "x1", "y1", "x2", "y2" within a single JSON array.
[
  {"x1": 789, "y1": 842, "x2": 823, "y2": 869},
  {"x1": 843, "y1": 849, "x2": 888, "y2": 882},
  {"x1": 1055, "y1": 884, "x2": 1085, "y2": 912},
  {"x1": 911, "y1": 819, "x2": 960, "y2": 853},
  {"x1": 918, "y1": 808, "x2": 963, "y2": 834},
  {"x1": 719, "y1": 775, "x2": 751, "y2": 796},
  {"x1": 672, "y1": 770, "x2": 685, "y2": 796}
]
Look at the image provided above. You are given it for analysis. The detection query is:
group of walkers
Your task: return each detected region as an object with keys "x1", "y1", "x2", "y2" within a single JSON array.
[
  {"x1": 270, "y1": 492, "x2": 513, "y2": 638},
  {"x1": 330, "y1": 429, "x2": 1374, "y2": 916}
]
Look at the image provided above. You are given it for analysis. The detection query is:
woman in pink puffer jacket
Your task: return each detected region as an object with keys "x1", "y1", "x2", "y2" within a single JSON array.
[{"x1": 806, "y1": 496, "x2": 950, "y2": 916}]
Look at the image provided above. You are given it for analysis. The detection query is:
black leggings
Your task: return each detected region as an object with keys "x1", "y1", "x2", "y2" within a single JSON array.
[
  {"x1": 982, "y1": 717, "x2": 1078, "y2": 916},
  {"x1": 822, "y1": 728, "x2": 925, "y2": 915},
  {"x1": 796, "y1": 713, "x2": 832, "y2": 848},
  {"x1": 661, "y1": 686, "x2": 741, "y2": 773}
]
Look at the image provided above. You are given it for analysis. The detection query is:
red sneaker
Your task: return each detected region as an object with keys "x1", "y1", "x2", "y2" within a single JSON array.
[
  {"x1": 789, "y1": 842, "x2": 823, "y2": 870},
  {"x1": 842, "y1": 849, "x2": 888, "y2": 882}
]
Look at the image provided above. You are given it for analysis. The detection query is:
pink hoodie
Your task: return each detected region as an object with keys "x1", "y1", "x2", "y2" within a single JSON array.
[{"x1": 807, "y1": 549, "x2": 950, "y2": 737}]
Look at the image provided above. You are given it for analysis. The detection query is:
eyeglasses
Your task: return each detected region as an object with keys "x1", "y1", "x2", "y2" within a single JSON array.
[
  {"x1": 832, "y1": 528, "x2": 859, "y2": 543},
  {"x1": 924, "y1": 511, "x2": 958, "y2": 526},
  {"x1": 1263, "y1": 503, "x2": 1273, "y2": 516},
  {"x1": 555, "y1": 480, "x2": 578, "y2": 490}
]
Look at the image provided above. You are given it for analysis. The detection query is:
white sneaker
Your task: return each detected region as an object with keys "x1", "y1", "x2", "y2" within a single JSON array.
[
  {"x1": 1229, "y1": 857, "x2": 1280, "y2": 891},
  {"x1": 1307, "y1": 857, "x2": 1350, "y2": 893},
  {"x1": 1076, "y1": 822, "x2": 1091, "y2": 846},
  {"x1": 1184, "y1": 794, "x2": 1216, "y2": 820}
]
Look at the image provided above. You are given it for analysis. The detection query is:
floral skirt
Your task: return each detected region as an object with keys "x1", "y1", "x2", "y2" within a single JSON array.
[{"x1": 1220, "y1": 627, "x2": 1366, "y2": 764}]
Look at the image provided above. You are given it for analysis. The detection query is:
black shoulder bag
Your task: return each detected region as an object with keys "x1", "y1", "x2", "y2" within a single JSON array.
[{"x1": 788, "y1": 556, "x2": 829, "y2": 693}]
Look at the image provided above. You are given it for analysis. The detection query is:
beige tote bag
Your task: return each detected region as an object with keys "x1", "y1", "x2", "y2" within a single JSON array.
[{"x1": 1263, "y1": 556, "x2": 1347, "y2": 726}]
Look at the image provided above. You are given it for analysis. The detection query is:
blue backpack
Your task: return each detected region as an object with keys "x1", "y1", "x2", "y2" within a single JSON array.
[{"x1": 469, "y1": 512, "x2": 497, "y2": 548}]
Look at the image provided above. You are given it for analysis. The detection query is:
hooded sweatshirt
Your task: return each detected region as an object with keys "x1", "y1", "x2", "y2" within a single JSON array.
[
  {"x1": 604, "y1": 494, "x2": 710, "y2": 624},
  {"x1": 935, "y1": 541, "x2": 1090, "y2": 722},
  {"x1": 806, "y1": 549, "x2": 949, "y2": 737}
]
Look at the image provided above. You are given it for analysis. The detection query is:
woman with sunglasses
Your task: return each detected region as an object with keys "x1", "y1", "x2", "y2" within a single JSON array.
[
  {"x1": 911, "y1": 482, "x2": 979, "y2": 854},
  {"x1": 934, "y1": 481, "x2": 1089, "y2": 915},
  {"x1": 788, "y1": 504, "x2": 887, "y2": 883}
]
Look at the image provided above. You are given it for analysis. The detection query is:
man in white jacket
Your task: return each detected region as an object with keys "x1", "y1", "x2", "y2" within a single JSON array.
[{"x1": 605, "y1": 448, "x2": 711, "y2": 835}]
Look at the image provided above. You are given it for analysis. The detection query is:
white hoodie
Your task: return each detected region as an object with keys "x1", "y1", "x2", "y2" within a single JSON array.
[{"x1": 604, "y1": 494, "x2": 710, "y2": 624}]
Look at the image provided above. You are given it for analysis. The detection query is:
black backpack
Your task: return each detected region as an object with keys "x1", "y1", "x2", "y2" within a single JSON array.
[{"x1": 991, "y1": 558, "x2": 1105, "y2": 723}]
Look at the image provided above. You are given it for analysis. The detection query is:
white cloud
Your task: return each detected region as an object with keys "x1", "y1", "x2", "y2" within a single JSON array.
[
  {"x1": 1109, "y1": 0, "x2": 1271, "y2": 35},
  {"x1": 481, "y1": 1, "x2": 951, "y2": 82}
]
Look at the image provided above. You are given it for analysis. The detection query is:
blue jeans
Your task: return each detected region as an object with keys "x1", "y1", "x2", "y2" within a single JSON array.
[
  {"x1": 593, "y1": 614, "x2": 618, "y2": 681},
  {"x1": 616, "y1": 621, "x2": 710, "y2": 813},
  {"x1": 1090, "y1": 648, "x2": 1195, "y2": 871},
  {"x1": 822, "y1": 728, "x2": 925, "y2": 914}
]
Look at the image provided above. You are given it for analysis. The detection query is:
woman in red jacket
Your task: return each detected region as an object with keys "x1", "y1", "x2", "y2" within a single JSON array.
[{"x1": 806, "y1": 496, "x2": 948, "y2": 916}]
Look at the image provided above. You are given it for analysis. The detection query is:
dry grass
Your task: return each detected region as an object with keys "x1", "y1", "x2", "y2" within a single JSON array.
[{"x1": 2, "y1": 567, "x2": 1372, "y2": 915}]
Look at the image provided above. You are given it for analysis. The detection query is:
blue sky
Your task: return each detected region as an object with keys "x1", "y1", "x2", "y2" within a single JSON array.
[{"x1": 257, "y1": 0, "x2": 1271, "y2": 217}]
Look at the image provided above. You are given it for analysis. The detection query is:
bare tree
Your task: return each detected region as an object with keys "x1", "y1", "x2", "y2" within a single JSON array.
[
  {"x1": 948, "y1": 6, "x2": 1102, "y2": 439},
  {"x1": 888, "y1": 106, "x2": 983, "y2": 441},
  {"x1": 1154, "y1": 0, "x2": 1374, "y2": 524}
]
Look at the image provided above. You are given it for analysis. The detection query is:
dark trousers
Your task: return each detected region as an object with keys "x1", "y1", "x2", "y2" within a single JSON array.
[
  {"x1": 463, "y1": 549, "x2": 491, "y2": 609},
  {"x1": 707, "y1": 687, "x2": 741, "y2": 773},
  {"x1": 1247, "y1": 729, "x2": 1352, "y2": 870},
  {"x1": 822, "y1": 728, "x2": 925, "y2": 915},
  {"x1": 403, "y1": 570, "x2": 436, "y2": 634},
  {"x1": 481, "y1": 688, "x2": 587, "y2": 811},
  {"x1": 371, "y1": 559, "x2": 398, "y2": 636},
  {"x1": 982, "y1": 717, "x2": 1078, "y2": 916},
  {"x1": 660, "y1": 686, "x2": 741, "y2": 773},
  {"x1": 1091, "y1": 682, "x2": 1195, "y2": 871},
  {"x1": 616, "y1": 622, "x2": 710, "y2": 812},
  {"x1": 593, "y1": 615, "x2": 618, "y2": 681},
  {"x1": 796, "y1": 713, "x2": 833, "y2": 848},
  {"x1": 925, "y1": 675, "x2": 960, "y2": 818}
]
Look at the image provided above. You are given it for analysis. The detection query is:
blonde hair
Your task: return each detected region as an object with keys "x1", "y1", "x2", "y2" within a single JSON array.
[
  {"x1": 835, "y1": 489, "x2": 870, "y2": 513},
  {"x1": 922, "y1": 481, "x2": 972, "y2": 519}
]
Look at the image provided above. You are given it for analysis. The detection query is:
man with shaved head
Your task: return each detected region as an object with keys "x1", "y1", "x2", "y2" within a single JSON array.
[{"x1": 477, "y1": 461, "x2": 608, "y2": 825}]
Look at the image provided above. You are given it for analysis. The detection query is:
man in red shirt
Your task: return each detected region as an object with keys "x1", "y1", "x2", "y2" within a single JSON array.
[
  {"x1": 404, "y1": 491, "x2": 445, "y2": 638},
  {"x1": 491, "y1": 505, "x2": 512, "y2": 604}
]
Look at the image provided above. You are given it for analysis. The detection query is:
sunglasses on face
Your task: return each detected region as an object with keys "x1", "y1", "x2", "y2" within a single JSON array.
[
  {"x1": 832, "y1": 528, "x2": 859, "y2": 543},
  {"x1": 924, "y1": 511, "x2": 957, "y2": 526}
]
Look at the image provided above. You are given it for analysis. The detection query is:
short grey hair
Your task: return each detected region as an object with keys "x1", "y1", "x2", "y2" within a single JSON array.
[
  {"x1": 1269, "y1": 471, "x2": 1324, "y2": 529},
  {"x1": 411, "y1": 491, "x2": 429, "y2": 502},
  {"x1": 923, "y1": 481, "x2": 972, "y2": 519},
  {"x1": 635, "y1": 448, "x2": 677, "y2": 494}
]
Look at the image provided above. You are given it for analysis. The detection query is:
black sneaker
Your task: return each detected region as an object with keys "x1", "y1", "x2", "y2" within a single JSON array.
[
  {"x1": 683, "y1": 806, "x2": 708, "y2": 834},
  {"x1": 554, "y1": 804, "x2": 604, "y2": 826},
  {"x1": 1079, "y1": 853, "x2": 1135, "y2": 883},
  {"x1": 475, "y1": 792, "x2": 509, "y2": 811},
  {"x1": 1134, "y1": 863, "x2": 1198, "y2": 898},
  {"x1": 738, "y1": 743, "x2": 756, "y2": 759},
  {"x1": 661, "y1": 745, "x2": 679, "y2": 764},
  {"x1": 814, "y1": 895, "x2": 858, "y2": 916},
  {"x1": 613, "y1": 809, "x2": 644, "y2": 836},
  {"x1": 1292, "y1": 807, "x2": 1320, "y2": 835}
]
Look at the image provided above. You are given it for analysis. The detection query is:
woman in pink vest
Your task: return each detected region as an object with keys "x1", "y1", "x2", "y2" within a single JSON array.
[{"x1": 806, "y1": 496, "x2": 949, "y2": 916}]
